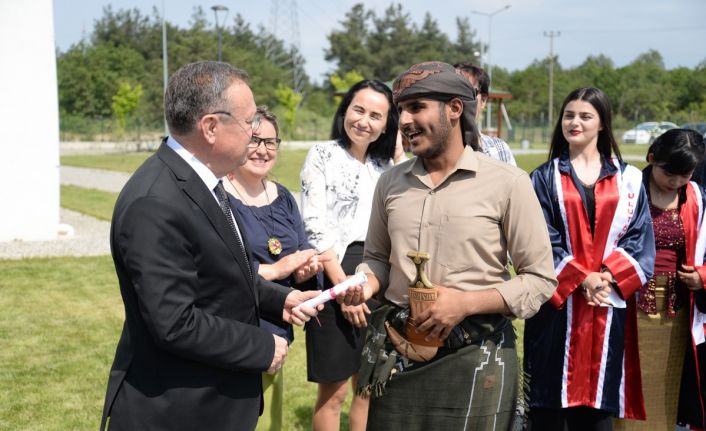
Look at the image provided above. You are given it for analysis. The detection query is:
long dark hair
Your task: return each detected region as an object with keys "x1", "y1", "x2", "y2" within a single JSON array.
[
  {"x1": 647, "y1": 128, "x2": 705, "y2": 175},
  {"x1": 548, "y1": 87, "x2": 621, "y2": 161},
  {"x1": 330, "y1": 79, "x2": 399, "y2": 163}
]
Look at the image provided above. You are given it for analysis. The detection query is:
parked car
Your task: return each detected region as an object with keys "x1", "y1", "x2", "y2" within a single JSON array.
[
  {"x1": 681, "y1": 122, "x2": 706, "y2": 137},
  {"x1": 622, "y1": 121, "x2": 678, "y2": 144}
]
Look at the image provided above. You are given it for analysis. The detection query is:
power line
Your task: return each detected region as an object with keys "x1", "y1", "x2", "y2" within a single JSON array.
[
  {"x1": 498, "y1": 24, "x2": 703, "y2": 42},
  {"x1": 268, "y1": 0, "x2": 304, "y2": 93}
]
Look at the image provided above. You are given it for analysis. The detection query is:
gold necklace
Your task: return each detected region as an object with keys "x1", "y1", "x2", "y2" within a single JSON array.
[{"x1": 227, "y1": 177, "x2": 283, "y2": 256}]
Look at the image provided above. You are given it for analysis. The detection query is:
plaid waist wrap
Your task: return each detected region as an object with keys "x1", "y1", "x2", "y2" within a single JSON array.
[{"x1": 357, "y1": 304, "x2": 520, "y2": 430}]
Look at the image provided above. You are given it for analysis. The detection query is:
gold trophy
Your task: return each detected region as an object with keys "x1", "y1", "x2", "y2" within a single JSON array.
[
  {"x1": 384, "y1": 250, "x2": 441, "y2": 362},
  {"x1": 404, "y1": 251, "x2": 443, "y2": 347}
]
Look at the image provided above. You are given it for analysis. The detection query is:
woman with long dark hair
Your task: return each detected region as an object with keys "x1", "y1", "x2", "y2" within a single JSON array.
[
  {"x1": 525, "y1": 87, "x2": 655, "y2": 430},
  {"x1": 629, "y1": 129, "x2": 706, "y2": 430},
  {"x1": 300, "y1": 79, "x2": 404, "y2": 430}
]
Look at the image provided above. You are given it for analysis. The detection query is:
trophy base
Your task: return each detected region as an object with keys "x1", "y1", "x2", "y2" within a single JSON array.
[
  {"x1": 405, "y1": 318, "x2": 444, "y2": 347},
  {"x1": 406, "y1": 287, "x2": 443, "y2": 347}
]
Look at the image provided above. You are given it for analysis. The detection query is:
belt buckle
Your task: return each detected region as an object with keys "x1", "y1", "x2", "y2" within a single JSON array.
[
  {"x1": 654, "y1": 275, "x2": 669, "y2": 288},
  {"x1": 445, "y1": 324, "x2": 473, "y2": 349},
  {"x1": 652, "y1": 275, "x2": 669, "y2": 315}
]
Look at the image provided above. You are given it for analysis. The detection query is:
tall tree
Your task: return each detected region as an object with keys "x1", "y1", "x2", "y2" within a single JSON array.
[
  {"x1": 91, "y1": 6, "x2": 161, "y2": 57},
  {"x1": 616, "y1": 50, "x2": 668, "y2": 121},
  {"x1": 505, "y1": 59, "x2": 552, "y2": 119},
  {"x1": 411, "y1": 13, "x2": 451, "y2": 66},
  {"x1": 112, "y1": 82, "x2": 144, "y2": 132},
  {"x1": 325, "y1": 4, "x2": 374, "y2": 78},
  {"x1": 274, "y1": 84, "x2": 303, "y2": 136},
  {"x1": 56, "y1": 5, "x2": 313, "y2": 131},
  {"x1": 367, "y1": 3, "x2": 418, "y2": 80},
  {"x1": 330, "y1": 70, "x2": 365, "y2": 104},
  {"x1": 58, "y1": 43, "x2": 145, "y2": 118},
  {"x1": 325, "y1": 3, "x2": 482, "y2": 82},
  {"x1": 451, "y1": 17, "x2": 482, "y2": 64}
]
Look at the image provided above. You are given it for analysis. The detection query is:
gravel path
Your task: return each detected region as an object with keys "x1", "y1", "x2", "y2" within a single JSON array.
[
  {"x1": 0, "y1": 208, "x2": 110, "y2": 260},
  {"x1": 0, "y1": 166, "x2": 301, "y2": 260},
  {"x1": 3, "y1": 152, "x2": 637, "y2": 260},
  {"x1": 0, "y1": 167, "x2": 123, "y2": 260},
  {"x1": 61, "y1": 166, "x2": 131, "y2": 193}
]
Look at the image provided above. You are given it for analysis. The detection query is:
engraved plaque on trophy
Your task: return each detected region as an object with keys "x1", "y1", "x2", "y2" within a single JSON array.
[{"x1": 405, "y1": 251, "x2": 443, "y2": 347}]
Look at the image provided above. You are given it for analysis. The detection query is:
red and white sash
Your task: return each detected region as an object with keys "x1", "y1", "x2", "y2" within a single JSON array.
[
  {"x1": 553, "y1": 158, "x2": 647, "y2": 305},
  {"x1": 683, "y1": 182, "x2": 706, "y2": 345},
  {"x1": 553, "y1": 158, "x2": 646, "y2": 416}
]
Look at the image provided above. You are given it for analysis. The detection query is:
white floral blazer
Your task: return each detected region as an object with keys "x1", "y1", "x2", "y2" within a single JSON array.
[{"x1": 300, "y1": 140, "x2": 395, "y2": 262}]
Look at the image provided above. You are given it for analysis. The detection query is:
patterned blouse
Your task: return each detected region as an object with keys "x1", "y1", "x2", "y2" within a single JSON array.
[
  {"x1": 637, "y1": 204, "x2": 686, "y2": 316},
  {"x1": 300, "y1": 140, "x2": 395, "y2": 262}
]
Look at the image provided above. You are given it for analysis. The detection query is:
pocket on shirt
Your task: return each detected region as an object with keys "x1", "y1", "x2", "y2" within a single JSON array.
[{"x1": 436, "y1": 212, "x2": 500, "y2": 273}]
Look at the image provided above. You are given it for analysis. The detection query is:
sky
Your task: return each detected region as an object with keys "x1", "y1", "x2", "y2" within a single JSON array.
[{"x1": 52, "y1": 0, "x2": 706, "y2": 84}]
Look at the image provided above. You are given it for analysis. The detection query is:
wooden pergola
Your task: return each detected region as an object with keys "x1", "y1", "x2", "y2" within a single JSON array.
[{"x1": 482, "y1": 87, "x2": 513, "y2": 138}]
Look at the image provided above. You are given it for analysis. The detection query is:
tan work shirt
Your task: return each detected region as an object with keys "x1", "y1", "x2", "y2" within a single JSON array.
[{"x1": 357, "y1": 146, "x2": 557, "y2": 319}]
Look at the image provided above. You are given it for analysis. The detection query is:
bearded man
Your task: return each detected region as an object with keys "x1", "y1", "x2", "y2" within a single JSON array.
[{"x1": 342, "y1": 61, "x2": 557, "y2": 430}]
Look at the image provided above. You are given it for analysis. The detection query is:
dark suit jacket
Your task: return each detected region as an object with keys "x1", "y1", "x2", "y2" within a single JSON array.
[{"x1": 100, "y1": 143, "x2": 291, "y2": 431}]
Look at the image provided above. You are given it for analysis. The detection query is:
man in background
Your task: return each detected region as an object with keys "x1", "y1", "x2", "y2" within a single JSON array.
[{"x1": 455, "y1": 62, "x2": 517, "y2": 166}]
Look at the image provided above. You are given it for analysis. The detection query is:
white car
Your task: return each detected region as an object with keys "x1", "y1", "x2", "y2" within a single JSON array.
[{"x1": 622, "y1": 121, "x2": 678, "y2": 145}]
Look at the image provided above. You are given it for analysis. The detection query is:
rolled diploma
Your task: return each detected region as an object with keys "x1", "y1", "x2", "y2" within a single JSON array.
[{"x1": 294, "y1": 272, "x2": 368, "y2": 310}]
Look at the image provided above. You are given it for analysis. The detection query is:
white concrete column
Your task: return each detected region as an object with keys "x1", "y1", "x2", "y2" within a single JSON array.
[{"x1": 0, "y1": 0, "x2": 60, "y2": 241}]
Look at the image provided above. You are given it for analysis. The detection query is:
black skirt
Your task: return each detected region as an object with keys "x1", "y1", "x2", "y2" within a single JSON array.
[{"x1": 305, "y1": 242, "x2": 377, "y2": 383}]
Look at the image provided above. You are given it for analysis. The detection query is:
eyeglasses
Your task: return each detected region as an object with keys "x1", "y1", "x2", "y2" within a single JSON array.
[
  {"x1": 209, "y1": 111, "x2": 261, "y2": 134},
  {"x1": 248, "y1": 135, "x2": 281, "y2": 151}
]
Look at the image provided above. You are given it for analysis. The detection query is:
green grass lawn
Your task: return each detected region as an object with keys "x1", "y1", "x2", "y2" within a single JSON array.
[
  {"x1": 0, "y1": 256, "x2": 329, "y2": 430},
  {"x1": 62, "y1": 150, "x2": 310, "y2": 193},
  {"x1": 0, "y1": 253, "x2": 521, "y2": 430},
  {"x1": 515, "y1": 153, "x2": 548, "y2": 173},
  {"x1": 61, "y1": 185, "x2": 118, "y2": 221},
  {"x1": 61, "y1": 145, "x2": 647, "y2": 194},
  {"x1": 30, "y1": 145, "x2": 602, "y2": 429},
  {"x1": 515, "y1": 153, "x2": 647, "y2": 173},
  {"x1": 0, "y1": 257, "x2": 120, "y2": 430},
  {"x1": 61, "y1": 150, "x2": 551, "y2": 193},
  {"x1": 270, "y1": 150, "x2": 308, "y2": 192},
  {"x1": 61, "y1": 153, "x2": 152, "y2": 173}
]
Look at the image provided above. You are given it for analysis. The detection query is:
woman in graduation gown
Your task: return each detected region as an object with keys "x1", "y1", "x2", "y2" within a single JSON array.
[{"x1": 525, "y1": 87, "x2": 655, "y2": 431}]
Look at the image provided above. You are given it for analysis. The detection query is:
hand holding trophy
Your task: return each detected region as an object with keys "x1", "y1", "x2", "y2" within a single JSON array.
[
  {"x1": 404, "y1": 251, "x2": 443, "y2": 348},
  {"x1": 384, "y1": 250, "x2": 441, "y2": 362}
]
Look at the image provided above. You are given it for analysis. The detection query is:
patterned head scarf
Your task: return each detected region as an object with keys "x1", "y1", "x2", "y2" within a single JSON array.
[{"x1": 392, "y1": 61, "x2": 480, "y2": 150}]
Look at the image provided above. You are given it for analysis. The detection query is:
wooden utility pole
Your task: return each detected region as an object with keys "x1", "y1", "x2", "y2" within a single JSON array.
[{"x1": 544, "y1": 31, "x2": 561, "y2": 127}]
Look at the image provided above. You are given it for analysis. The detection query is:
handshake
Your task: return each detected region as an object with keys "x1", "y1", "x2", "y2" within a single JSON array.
[{"x1": 267, "y1": 273, "x2": 368, "y2": 374}]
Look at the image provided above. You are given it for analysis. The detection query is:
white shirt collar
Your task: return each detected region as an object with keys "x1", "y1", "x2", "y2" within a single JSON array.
[{"x1": 166, "y1": 136, "x2": 222, "y2": 198}]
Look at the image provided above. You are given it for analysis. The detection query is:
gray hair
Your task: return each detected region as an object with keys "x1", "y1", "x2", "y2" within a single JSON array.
[{"x1": 165, "y1": 61, "x2": 249, "y2": 136}]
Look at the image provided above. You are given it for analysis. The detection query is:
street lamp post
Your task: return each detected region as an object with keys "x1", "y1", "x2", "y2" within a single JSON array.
[
  {"x1": 162, "y1": 0, "x2": 169, "y2": 137},
  {"x1": 471, "y1": 4, "x2": 511, "y2": 132},
  {"x1": 211, "y1": 5, "x2": 229, "y2": 62}
]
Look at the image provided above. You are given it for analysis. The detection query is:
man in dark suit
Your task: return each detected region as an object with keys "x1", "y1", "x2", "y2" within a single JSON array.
[{"x1": 100, "y1": 61, "x2": 322, "y2": 431}]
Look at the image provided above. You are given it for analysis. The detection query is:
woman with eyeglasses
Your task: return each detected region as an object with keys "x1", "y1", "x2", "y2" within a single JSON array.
[
  {"x1": 300, "y1": 79, "x2": 405, "y2": 431},
  {"x1": 224, "y1": 106, "x2": 328, "y2": 431}
]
